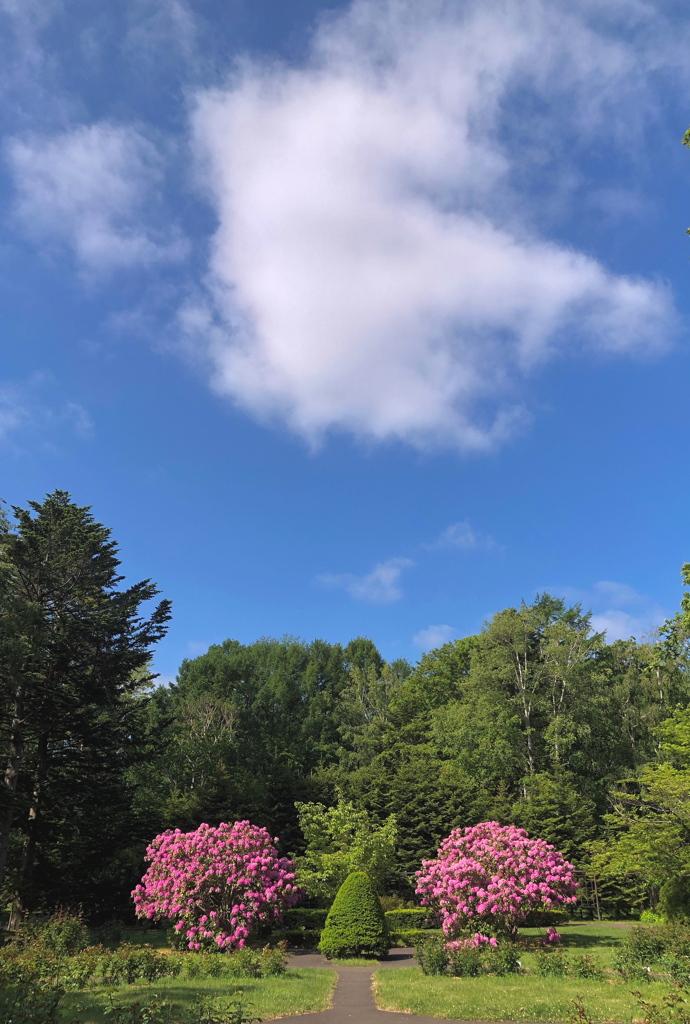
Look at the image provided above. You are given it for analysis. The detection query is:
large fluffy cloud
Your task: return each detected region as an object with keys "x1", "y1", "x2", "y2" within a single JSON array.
[{"x1": 187, "y1": 0, "x2": 681, "y2": 450}]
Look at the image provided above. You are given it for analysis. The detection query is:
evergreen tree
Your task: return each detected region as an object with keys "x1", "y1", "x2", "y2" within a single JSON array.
[
  {"x1": 319, "y1": 870, "x2": 389, "y2": 958},
  {"x1": 0, "y1": 491, "x2": 171, "y2": 918}
]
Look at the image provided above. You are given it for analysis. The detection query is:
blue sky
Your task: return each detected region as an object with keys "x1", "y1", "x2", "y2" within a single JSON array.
[{"x1": 1, "y1": 0, "x2": 690, "y2": 682}]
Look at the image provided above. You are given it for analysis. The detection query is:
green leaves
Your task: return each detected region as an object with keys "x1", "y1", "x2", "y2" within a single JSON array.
[
  {"x1": 0, "y1": 490, "x2": 171, "y2": 915},
  {"x1": 318, "y1": 870, "x2": 389, "y2": 958},
  {"x1": 294, "y1": 798, "x2": 396, "y2": 903}
]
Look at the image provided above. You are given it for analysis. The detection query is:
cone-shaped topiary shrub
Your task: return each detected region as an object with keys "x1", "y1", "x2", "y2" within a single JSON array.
[{"x1": 319, "y1": 871, "x2": 389, "y2": 958}]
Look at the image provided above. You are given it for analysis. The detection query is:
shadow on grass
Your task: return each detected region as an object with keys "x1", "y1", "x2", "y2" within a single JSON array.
[
  {"x1": 558, "y1": 933, "x2": 624, "y2": 950},
  {"x1": 519, "y1": 925, "x2": 627, "y2": 951}
]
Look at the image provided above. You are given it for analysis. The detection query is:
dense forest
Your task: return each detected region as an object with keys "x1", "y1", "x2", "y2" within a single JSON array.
[{"x1": 2, "y1": 492, "x2": 690, "y2": 924}]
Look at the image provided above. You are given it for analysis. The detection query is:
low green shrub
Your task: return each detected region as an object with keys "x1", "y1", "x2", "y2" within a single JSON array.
[
  {"x1": 0, "y1": 927, "x2": 74, "y2": 1024},
  {"x1": 179, "y1": 944, "x2": 288, "y2": 979},
  {"x1": 319, "y1": 872, "x2": 389, "y2": 959},
  {"x1": 660, "y1": 954, "x2": 690, "y2": 986},
  {"x1": 612, "y1": 947, "x2": 652, "y2": 983},
  {"x1": 100, "y1": 944, "x2": 180, "y2": 986},
  {"x1": 613, "y1": 923, "x2": 690, "y2": 982},
  {"x1": 384, "y1": 909, "x2": 433, "y2": 930},
  {"x1": 60, "y1": 945, "x2": 104, "y2": 989},
  {"x1": 640, "y1": 909, "x2": 666, "y2": 924},
  {"x1": 415, "y1": 936, "x2": 448, "y2": 976},
  {"x1": 415, "y1": 935, "x2": 521, "y2": 978},
  {"x1": 13, "y1": 910, "x2": 89, "y2": 956},
  {"x1": 228, "y1": 945, "x2": 287, "y2": 978},
  {"x1": 534, "y1": 948, "x2": 571, "y2": 977},
  {"x1": 570, "y1": 954, "x2": 604, "y2": 980},
  {"x1": 625, "y1": 926, "x2": 674, "y2": 961},
  {"x1": 484, "y1": 945, "x2": 522, "y2": 976},
  {"x1": 0, "y1": 979, "x2": 65, "y2": 1024},
  {"x1": 445, "y1": 945, "x2": 483, "y2": 977}
]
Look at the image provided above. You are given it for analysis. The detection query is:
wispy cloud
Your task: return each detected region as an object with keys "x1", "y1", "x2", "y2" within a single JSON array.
[
  {"x1": 560, "y1": 580, "x2": 668, "y2": 642},
  {"x1": 186, "y1": 0, "x2": 682, "y2": 451},
  {"x1": 0, "y1": 374, "x2": 92, "y2": 448},
  {"x1": 125, "y1": 0, "x2": 198, "y2": 66},
  {"x1": 413, "y1": 624, "x2": 457, "y2": 649},
  {"x1": 429, "y1": 520, "x2": 498, "y2": 552},
  {"x1": 317, "y1": 557, "x2": 414, "y2": 604},
  {"x1": 7, "y1": 122, "x2": 186, "y2": 275}
]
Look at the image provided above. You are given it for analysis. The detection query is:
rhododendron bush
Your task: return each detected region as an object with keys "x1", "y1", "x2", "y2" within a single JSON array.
[
  {"x1": 415, "y1": 821, "x2": 577, "y2": 937},
  {"x1": 132, "y1": 820, "x2": 302, "y2": 950}
]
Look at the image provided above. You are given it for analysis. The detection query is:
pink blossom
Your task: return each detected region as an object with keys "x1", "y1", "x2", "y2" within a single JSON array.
[
  {"x1": 132, "y1": 819, "x2": 303, "y2": 951},
  {"x1": 415, "y1": 821, "x2": 577, "y2": 938}
]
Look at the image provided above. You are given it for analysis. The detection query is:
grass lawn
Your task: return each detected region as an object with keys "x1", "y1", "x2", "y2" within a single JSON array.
[
  {"x1": 61, "y1": 968, "x2": 336, "y2": 1022},
  {"x1": 519, "y1": 923, "x2": 628, "y2": 970},
  {"x1": 374, "y1": 922, "x2": 653, "y2": 1023},
  {"x1": 374, "y1": 968, "x2": 667, "y2": 1022}
]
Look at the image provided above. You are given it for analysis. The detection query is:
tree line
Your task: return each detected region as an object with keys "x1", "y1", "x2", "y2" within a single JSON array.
[{"x1": 1, "y1": 491, "x2": 690, "y2": 923}]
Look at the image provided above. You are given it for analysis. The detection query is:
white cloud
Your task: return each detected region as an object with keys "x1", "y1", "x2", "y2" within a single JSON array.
[
  {"x1": 7, "y1": 122, "x2": 186, "y2": 274},
  {"x1": 431, "y1": 520, "x2": 498, "y2": 551},
  {"x1": 0, "y1": 384, "x2": 30, "y2": 442},
  {"x1": 0, "y1": 375, "x2": 92, "y2": 447},
  {"x1": 413, "y1": 624, "x2": 457, "y2": 649},
  {"x1": 560, "y1": 580, "x2": 668, "y2": 642},
  {"x1": 590, "y1": 609, "x2": 656, "y2": 642},
  {"x1": 317, "y1": 556, "x2": 414, "y2": 603},
  {"x1": 186, "y1": 0, "x2": 681, "y2": 451}
]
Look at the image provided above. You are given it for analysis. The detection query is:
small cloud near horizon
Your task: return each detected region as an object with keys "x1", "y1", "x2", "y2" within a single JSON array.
[
  {"x1": 413, "y1": 624, "x2": 457, "y2": 649},
  {"x1": 317, "y1": 557, "x2": 414, "y2": 604},
  {"x1": 557, "y1": 580, "x2": 669, "y2": 642},
  {"x1": 429, "y1": 520, "x2": 499, "y2": 552}
]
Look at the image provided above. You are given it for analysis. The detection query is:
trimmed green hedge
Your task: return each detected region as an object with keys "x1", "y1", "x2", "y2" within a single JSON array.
[
  {"x1": 280, "y1": 928, "x2": 322, "y2": 947},
  {"x1": 389, "y1": 928, "x2": 443, "y2": 947},
  {"x1": 319, "y1": 872, "x2": 389, "y2": 959},
  {"x1": 384, "y1": 909, "x2": 435, "y2": 930},
  {"x1": 283, "y1": 909, "x2": 328, "y2": 929}
]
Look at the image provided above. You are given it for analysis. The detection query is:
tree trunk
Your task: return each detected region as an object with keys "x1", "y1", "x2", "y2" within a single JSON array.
[
  {"x1": 9, "y1": 731, "x2": 48, "y2": 929},
  {"x1": 0, "y1": 682, "x2": 25, "y2": 890}
]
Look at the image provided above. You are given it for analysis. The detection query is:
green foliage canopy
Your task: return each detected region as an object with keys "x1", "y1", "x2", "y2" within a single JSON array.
[{"x1": 294, "y1": 798, "x2": 397, "y2": 903}]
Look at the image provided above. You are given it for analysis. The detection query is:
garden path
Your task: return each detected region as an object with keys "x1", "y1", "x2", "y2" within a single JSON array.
[{"x1": 283, "y1": 948, "x2": 478, "y2": 1023}]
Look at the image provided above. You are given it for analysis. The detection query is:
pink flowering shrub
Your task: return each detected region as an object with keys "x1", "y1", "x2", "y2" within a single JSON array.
[
  {"x1": 415, "y1": 821, "x2": 577, "y2": 938},
  {"x1": 446, "y1": 933, "x2": 499, "y2": 951},
  {"x1": 543, "y1": 926, "x2": 561, "y2": 945},
  {"x1": 132, "y1": 821, "x2": 303, "y2": 951}
]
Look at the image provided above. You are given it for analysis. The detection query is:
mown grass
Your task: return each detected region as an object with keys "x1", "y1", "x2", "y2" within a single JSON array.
[
  {"x1": 519, "y1": 923, "x2": 628, "y2": 970},
  {"x1": 374, "y1": 923, "x2": 650, "y2": 1023},
  {"x1": 61, "y1": 968, "x2": 336, "y2": 1023},
  {"x1": 374, "y1": 968, "x2": 667, "y2": 1022}
]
